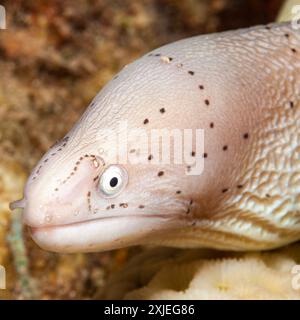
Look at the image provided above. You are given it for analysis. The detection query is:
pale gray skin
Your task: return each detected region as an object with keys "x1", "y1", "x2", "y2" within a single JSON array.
[{"x1": 11, "y1": 22, "x2": 300, "y2": 253}]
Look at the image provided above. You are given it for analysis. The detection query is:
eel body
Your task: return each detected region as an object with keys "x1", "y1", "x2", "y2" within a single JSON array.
[{"x1": 11, "y1": 22, "x2": 300, "y2": 253}]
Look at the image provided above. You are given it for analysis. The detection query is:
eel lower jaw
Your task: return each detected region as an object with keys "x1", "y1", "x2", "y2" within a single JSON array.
[{"x1": 28, "y1": 214, "x2": 180, "y2": 253}]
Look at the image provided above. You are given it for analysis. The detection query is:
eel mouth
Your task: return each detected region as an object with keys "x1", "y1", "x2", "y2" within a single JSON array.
[
  {"x1": 28, "y1": 213, "x2": 175, "y2": 231},
  {"x1": 28, "y1": 213, "x2": 180, "y2": 253}
]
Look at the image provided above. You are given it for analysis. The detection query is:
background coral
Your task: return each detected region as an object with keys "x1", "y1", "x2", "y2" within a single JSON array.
[{"x1": 101, "y1": 245, "x2": 300, "y2": 300}]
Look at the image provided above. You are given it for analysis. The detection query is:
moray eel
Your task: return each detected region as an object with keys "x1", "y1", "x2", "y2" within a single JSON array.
[{"x1": 11, "y1": 22, "x2": 300, "y2": 253}]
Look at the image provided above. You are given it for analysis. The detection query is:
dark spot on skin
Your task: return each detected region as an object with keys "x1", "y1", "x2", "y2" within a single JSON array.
[
  {"x1": 203, "y1": 153, "x2": 208, "y2": 158},
  {"x1": 143, "y1": 119, "x2": 149, "y2": 125},
  {"x1": 210, "y1": 122, "x2": 214, "y2": 128},
  {"x1": 223, "y1": 145, "x2": 228, "y2": 151},
  {"x1": 36, "y1": 165, "x2": 42, "y2": 174},
  {"x1": 169, "y1": 57, "x2": 173, "y2": 61},
  {"x1": 204, "y1": 99, "x2": 210, "y2": 106},
  {"x1": 111, "y1": 204, "x2": 115, "y2": 209},
  {"x1": 106, "y1": 206, "x2": 110, "y2": 210},
  {"x1": 55, "y1": 188, "x2": 58, "y2": 191},
  {"x1": 285, "y1": 33, "x2": 290, "y2": 38},
  {"x1": 186, "y1": 199, "x2": 193, "y2": 214},
  {"x1": 93, "y1": 175, "x2": 99, "y2": 182},
  {"x1": 139, "y1": 205, "x2": 145, "y2": 209},
  {"x1": 199, "y1": 85, "x2": 204, "y2": 90},
  {"x1": 43, "y1": 159, "x2": 48, "y2": 163},
  {"x1": 243, "y1": 133, "x2": 249, "y2": 139},
  {"x1": 87, "y1": 191, "x2": 92, "y2": 212},
  {"x1": 290, "y1": 101, "x2": 294, "y2": 109},
  {"x1": 158, "y1": 171, "x2": 164, "y2": 177},
  {"x1": 49, "y1": 136, "x2": 69, "y2": 150},
  {"x1": 154, "y1": 53, "x2": 161, "y2": 57},
  {"x1": 191, "y1": 151, "x2": 195, "y2": 157},
  {"x1": 187, "y1": 166, "x2": 191, "y2": 172},
  {"x1": 119, "y1": 203, "x2": 128, "y2": 208},
  {"x1": 192, "y1": 221, "x2": 196, "y2": 226},
  {"x1": 51, "y1": 153, "x2": 56, "y2": 156},
  {"x1": 129, "y1": 149, "x2": 136, "y2": 153},
  {"x1": 176, "y1": 190, "x2": 181, "y2": 194},
  {"x1": 237, "y1": 185, "x2": 243, "y2": 189},
  {"x1": 222, "y1": 188, "x2": 228, "y2": 193},
  {"x1": 291, "y1": 48, "x2": 297, "y2": 53},
  {"x1": 160, "y1": 108, "x2": 165, "y2": 113},
  {"x1": 188, "y1": 71, "x2": 194, "y2": 75},
  {"x1": 266, "y1": 194, "x2": 271, "y2": 198},
  {"x1": 50, "y1": 140, "x2": 59, "y2": 148},
  {"x1": 265, "y1": 25, "x2": 271, "y2": 30},
  {"x1": 148, "y1": 154, "x2": 153, "y2": 161}
]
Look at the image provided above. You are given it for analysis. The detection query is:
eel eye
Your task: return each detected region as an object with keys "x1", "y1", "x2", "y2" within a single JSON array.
[{"x1": 98, "y1": 165, "x2": 128, "y2": 198}]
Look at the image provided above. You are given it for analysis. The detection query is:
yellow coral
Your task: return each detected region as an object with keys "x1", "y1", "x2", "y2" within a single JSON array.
[{"x1": 101, "y1": 244, "x2": 300, "y2": 300}]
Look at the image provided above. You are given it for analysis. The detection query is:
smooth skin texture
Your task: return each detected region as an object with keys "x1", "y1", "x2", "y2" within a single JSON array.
[{"x1": 11, "y1": 22, "x2": 300, "y2": 253}]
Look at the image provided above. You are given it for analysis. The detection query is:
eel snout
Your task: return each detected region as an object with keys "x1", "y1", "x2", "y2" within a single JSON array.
[{"x1": 14, "y1": 142, "x2": 107, "y2": 229}]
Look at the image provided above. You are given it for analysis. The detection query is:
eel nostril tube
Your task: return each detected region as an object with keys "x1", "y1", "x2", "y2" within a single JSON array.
[{"x1": 9, "y1": 198, "x2": 26, "y2": 211}]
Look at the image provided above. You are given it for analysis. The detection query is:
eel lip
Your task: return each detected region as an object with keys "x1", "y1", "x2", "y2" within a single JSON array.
[
  {"x1": 27, "y1": 214, "x2": 179, "y2": 253},
  {"x1": 25, "y1": 213, "x2": 175, "y2": 230},
  {"x1": 9, "y1": 198, "x2": 26, "y2": 210}
]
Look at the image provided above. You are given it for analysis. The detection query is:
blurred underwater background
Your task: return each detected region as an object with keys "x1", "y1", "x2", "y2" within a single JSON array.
[{"x1": 1, "y1": 0, "x2": 297, "y2": 299}]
